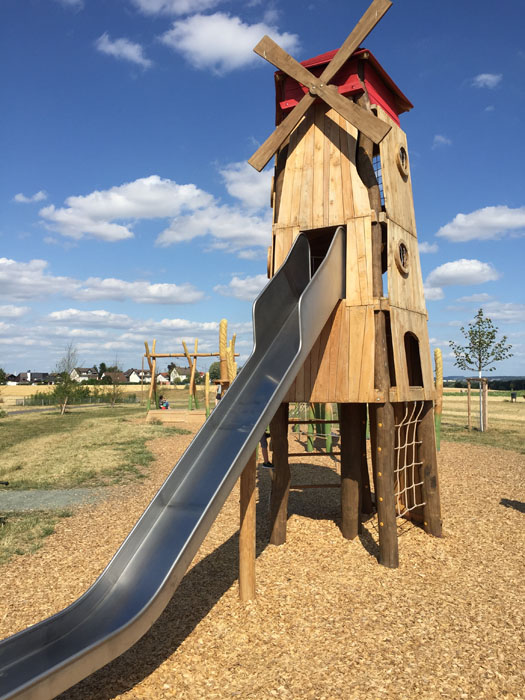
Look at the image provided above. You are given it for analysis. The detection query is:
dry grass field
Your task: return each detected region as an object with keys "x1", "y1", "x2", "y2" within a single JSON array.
[
  {"x1": 0, "y1": 397, "x2": 524, "y2": 699},
  {"x1": 441, "y1": 393, "x2": 525, "y2": 453}
]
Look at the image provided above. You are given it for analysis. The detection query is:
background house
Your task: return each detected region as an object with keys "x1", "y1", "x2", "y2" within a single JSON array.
[
  {"x1": 169, "y1": 365, "x2": 191, "y2": 384},
  {"x1": 101, "y1": 371, "x2": 128, "y2": 384},
  {"x1": 11, "y1": 371, "x2": 53, "y2": 385},
  {"x1": 70, "y1": 367, "x2": 98, "y2": 383},
  {"x1": 124, "y1": 369, "x2": 151, "y2": 384}
]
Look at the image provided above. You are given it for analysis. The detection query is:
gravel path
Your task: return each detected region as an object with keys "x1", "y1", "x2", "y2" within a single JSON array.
[{"x1": 0, "y1": 487, "x2": 110, "y2": 512}]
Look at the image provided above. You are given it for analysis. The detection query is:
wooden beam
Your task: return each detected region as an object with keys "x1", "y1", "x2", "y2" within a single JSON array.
[
  {"x1": 248, "y1": 0, "x2": 393, "y2": 171},
  {"x1": 239, "y1": 450, "x2": 257, "y2": 601},
  {"x1": 340, "y1": 403, "x2": 363, "y2": 539},
  {"x1": 418, "y1": 401, "x2": 443, "y2": 537},
  {"x1": 369, "y1": 398, "x2": 398, "y2": 568},
  {"x1": 252, "y1": 36, "x2": 390, "y2": 145},
  {"x1": 269, "y1": 403, "x2": 290, "y2": 545},
  {"x1": 355, "y1": 85, "x2": 398, "y2": 567}
]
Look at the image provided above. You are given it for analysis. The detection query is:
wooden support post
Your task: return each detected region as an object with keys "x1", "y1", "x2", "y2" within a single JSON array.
[
  {"x1": 239, "y1": 450, "x2": 257, "y2": 601},
  {"x1": 418, "y1": 401, "x2": 443, "y2": 537},
  {"x1": 356, "y1": 96, "x2": 398, "y2": 568},
  {"x1": 204, "y1": 372, "x2": 210, "y2": 418},
  {"x1": 146, "y1": 339, "x2": 157, "y2": 408},
  {"x1": 144, "y1": 340, "x2": 154, "y2": 411},
  {"x1": 340, "y1": 403, "x2": 363, "y2": 539},
  {"x1": 369, "y1": 398, "x2": 398, "y2": 568},
  {"x1": 360, "y1": 407, "x2": 373, "y2": 514},
  {"x1": 482, "y1": 379, "x2": 488, "y2": 431},
  {"x1": 269, "y1": 402, "x2": 290, "y2": 546},
  {"x1": 467, "y1": 379, "x2": 472, "y2": 431},
  {"x1": 219, "y1": 319, "x2": 229, "y2": 393},
  {"x1": 189, "y1": 339, "x2": 198, "y2": 410}
]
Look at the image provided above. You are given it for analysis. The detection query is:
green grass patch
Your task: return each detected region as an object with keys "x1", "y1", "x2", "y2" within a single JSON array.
[
  {"x1": 0, "y1": 509, "x2": 72, "y2": 566},
  {"x1": 0, "y1": 407, "x2": 191, "y2": 490}
]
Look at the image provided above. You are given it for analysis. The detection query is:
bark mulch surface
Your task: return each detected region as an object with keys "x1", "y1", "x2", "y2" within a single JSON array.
[{"x1": 1, "y1": 416, "x2": 523, "y2": 700}]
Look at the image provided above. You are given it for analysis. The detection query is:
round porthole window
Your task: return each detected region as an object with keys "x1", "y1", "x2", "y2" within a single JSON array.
[
  {"x1": 395, "y1": 240, "x2": 409, "y2": 275},
  {"x1": 396, "y1": 145, "x2": 409, "y2": 179}
]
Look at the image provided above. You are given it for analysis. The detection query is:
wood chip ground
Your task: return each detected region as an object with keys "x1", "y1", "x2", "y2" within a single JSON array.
[{"x1": 1, "y1": 413, "x2": 523, "y2": 699}]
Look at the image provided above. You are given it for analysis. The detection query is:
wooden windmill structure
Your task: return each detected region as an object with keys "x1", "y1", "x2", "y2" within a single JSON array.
[{"x1": 249, "y1": 0, "x2": 442, "y2": 568}]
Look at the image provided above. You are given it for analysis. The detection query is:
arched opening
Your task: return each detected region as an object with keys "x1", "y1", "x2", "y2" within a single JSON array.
[{"x1": 404, "y1": 332, "x2": 423, "y2": 387}]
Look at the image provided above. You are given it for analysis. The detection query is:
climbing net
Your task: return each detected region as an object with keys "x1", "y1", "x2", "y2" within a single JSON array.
[{"x1": 393, "y1": 401, "x2": 425, "y2": 518}]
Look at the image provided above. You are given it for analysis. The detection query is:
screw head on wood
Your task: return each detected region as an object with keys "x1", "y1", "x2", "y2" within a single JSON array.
[
  {"x1": 379, "y1": 521, "x2": 384, "y2": 527},
  {"x1": 378, "y1": 471, "x2": 382, "y2": 477}
]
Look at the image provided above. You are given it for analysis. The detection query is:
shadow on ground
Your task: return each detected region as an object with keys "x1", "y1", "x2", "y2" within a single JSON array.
[{"x1": 60, "y1": 461, "x2": 379, "y2": 699}]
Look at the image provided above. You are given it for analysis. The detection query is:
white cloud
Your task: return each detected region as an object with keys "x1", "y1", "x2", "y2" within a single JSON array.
[
  {"x1": 214, "y1": 273, "x2": 267, "y2": 301},
  {"x1": 456, "y1": 293, "x2": 492, "y2": 303},
  {"x1": 75, "y1": 278, "x2": 204, "y2": 304},
  {"x1": 38, "y1": 171, "x2": 271, "y2": 255},
  {"x1": 40, "y1": 175, "x2": 213, "y2": 241},
  {"x1": 13, "y1": 190, "x2": 47, "y2": 204},
  {"x1": 472, "y1": 73, "x2": 502, "y2": 89},
  {"x1": 0, "y1": 304, "x2": 30, "y2": 318},
  {"x1": 482, "y1": 302, "x2": 525, "y2": 324},
  {"x1": 156, "y1": 204, "x2": 271, "y2": 254},
  {"x1": 160, "y1": 12, "x2": 300, "y2": 74},
  {"x1": 48, "y1": 309, "x2": 135, "y2": 328},
  {"x1": 130, "y1": 0, "x2": 222, "y2": 15},
  {"x1": 436, "y1": 205, "x2": 525, "y2": 242},
  {"x1": 426, "y1": 259, "x2": 500, "y2": 287},
  {"x1": 0, "y1": 258, "x2": 204, "y2": 305},
  {"x1": 95, "y1": 33, "x2": 152, "y2": 69},
  {"x1": 423, "y1": 285, "x2": 445, "y2": 301},
  {"x1": 220, "y1": 161, "x2": 272, "y2": 210},
  {"x1": 418, "y1": 241, "x2": 438, "y2": 253},
  {"x1": 0, "y1": 258, "x2": 79, "y2": 300},
  {"x1": 432, "y1": 134, "x2": 452, "y2": 149}
]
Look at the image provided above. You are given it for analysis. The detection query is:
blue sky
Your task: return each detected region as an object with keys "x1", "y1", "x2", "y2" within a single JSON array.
[{"x1": 1, "y1": 0, "x2": 524, "y2": 377}]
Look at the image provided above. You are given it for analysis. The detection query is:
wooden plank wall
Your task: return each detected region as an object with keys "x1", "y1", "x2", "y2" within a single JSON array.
[
  {"x1": 284, "y1": 301, "x2": 376, "y2": 404},
  {"x1": 272, "y1": 100, "x2": 436, "y2": 404},
  {"x1": 273, "y1": 104, "x2": 371, "y2": 233}
]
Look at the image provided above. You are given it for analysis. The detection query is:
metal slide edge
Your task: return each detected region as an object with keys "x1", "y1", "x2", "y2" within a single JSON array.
[{"x1": 0, "y1": 227, "x2": 345, "y2": 700}]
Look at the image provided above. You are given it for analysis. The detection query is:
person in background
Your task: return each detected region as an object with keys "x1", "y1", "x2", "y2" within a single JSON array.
[{"x1": 260, "y1": 430, "x2": 273, "y2": 468}]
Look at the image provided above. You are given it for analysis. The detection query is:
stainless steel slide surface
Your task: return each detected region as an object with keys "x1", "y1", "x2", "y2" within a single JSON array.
[{"x1": 0, "y1": 228, "x2": 345, "y2": 700}]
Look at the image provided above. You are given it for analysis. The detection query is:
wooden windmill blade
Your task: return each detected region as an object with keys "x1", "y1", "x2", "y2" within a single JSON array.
[
  {"x1": 253, "y1": 35, "x2": 390, "y2": 144},
  {"x1": 248, "y1": 0, "x2": 393, "y2": 172}
]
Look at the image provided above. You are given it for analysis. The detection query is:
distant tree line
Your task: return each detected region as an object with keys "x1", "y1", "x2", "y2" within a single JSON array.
[{"x1": 450, "y1": 378, "x2": 525, "y2": 391}]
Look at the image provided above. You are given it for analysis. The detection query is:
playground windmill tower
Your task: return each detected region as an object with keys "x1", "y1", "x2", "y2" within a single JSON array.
[{"x1": 250, "y1": 0, "x2": 442, "y2": 567}]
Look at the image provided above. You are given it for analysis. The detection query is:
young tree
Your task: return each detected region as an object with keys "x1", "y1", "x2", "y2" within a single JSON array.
[
  {"x1": 56, "y1": 341, "x2": 79, "y2": 376},
  {"x1": 54, "y1": 342, "x2": 81, "y2": 415},
  {"x1": 0, "y1": 368, "x2": 6, "y2": 384},
  {"x1": 450, "y1": 308, "x2": 513, "y2": 431}
]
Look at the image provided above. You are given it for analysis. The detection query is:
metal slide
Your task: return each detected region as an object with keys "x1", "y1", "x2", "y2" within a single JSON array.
[{"x1": 0, "y1": 228, "x2": 345, "y2": 700}]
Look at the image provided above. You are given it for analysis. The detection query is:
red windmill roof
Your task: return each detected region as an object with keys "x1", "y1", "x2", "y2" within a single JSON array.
[{"x1": 275, "y1": 48, "x2": 413, "y2": 127}]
